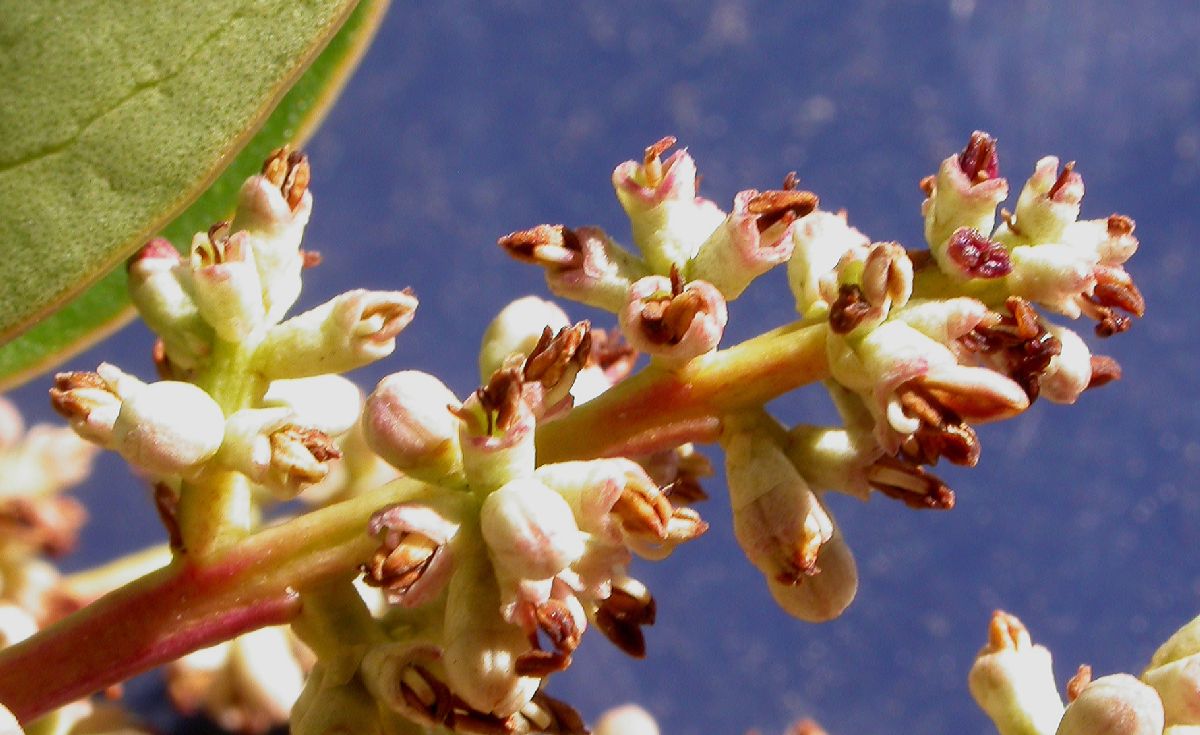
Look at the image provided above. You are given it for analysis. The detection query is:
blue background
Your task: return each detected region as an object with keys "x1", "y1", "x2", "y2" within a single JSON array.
[{"x1": 9, "y1": 2, "x2": 1200, "y2": 733}]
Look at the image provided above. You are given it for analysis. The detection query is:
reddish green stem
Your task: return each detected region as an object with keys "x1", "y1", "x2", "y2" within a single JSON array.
[
  {"x1": 536, "y1": 319, "x2": 829, "y2": 462},
  {"x1": 0, "y1": 479, "x2": 424, "y2": 723}
]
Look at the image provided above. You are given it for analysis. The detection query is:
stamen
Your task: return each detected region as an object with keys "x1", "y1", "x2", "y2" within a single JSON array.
[
  {"x1": 828, "y1": 284, "x2": 873, "y2": 334},
  {"x1": 866, "y1": 455, "x2": 955, "y2": 510},
  {"x1": 946, "y1": 228, "x2": 1012, "y2": 279},
  {"x1": 958, "y1": 131, "x2": 999, "y2": 183},
  {"x1": 1066, "y1": 664, "x2": 1093, "y2": 702},
  {"x1": 1085, "y1": 355, "x2": 1122, "y2": 390},
  {"x1": 745, "y1": 189, "x2": 819, "y2": 234},
  {"x1": 497, "y1": 225, "x2": 582, "y2": 268}
]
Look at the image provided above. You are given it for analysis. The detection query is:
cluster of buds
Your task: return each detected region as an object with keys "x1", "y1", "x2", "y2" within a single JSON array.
[
  {"x1": 303, "y1": 300, "x2": 708, "y2": 734},
  {"x1": 970, "y1": 610, "x2": 1200, "y2": 735},
  {"x1": 50, "y1": 148, "x2": 418, "y2": 513},
  {"x1": 502, "y1": 134, "x2": 1142, "y2": 623}
]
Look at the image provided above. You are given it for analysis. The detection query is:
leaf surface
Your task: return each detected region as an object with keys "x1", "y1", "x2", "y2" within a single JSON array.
[{"x1": 0, "y1": 0, "x2": 388, "y2": 388}]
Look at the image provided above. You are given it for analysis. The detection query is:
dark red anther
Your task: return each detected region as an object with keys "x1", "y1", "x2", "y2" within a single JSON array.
[
  {"x1": 946, "y1": 228, "x2": 1012, "y2": 279},
  {"x1": 958, "y1": 131, "x2": 999, "y2": 182}
]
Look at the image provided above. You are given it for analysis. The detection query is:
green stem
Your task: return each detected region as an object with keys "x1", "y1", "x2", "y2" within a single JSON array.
[
  {"x1": 0, "y1": 479, "x2": 426, "y2": 724},
  {"x1": 179, "y1": 336, "x2": 266, "y2": 556},
  {"x1": 535, "y1": 319, "x2": 830, "y2": 462}
]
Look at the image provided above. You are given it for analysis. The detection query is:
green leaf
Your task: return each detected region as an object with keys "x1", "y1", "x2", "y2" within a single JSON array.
[{"x1": 0, "y1": 0, "x2": 389, "y2": 389}]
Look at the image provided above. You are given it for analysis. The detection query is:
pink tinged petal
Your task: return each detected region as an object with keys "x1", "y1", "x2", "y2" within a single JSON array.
[
  {"x1": 968, "y1": 611, "x2": 1066, "y2": 735},
  {"x1": 534, "y1": 460, "x2": 630, "y2": 533},
  {"x1": 1062, "y1": 215, "x2": 1139, "y2": 266},
  {"x1": 619, "y1": 275, "x2": 727, "y2": 363},
  {"x1": 188, "y1": 229, "x2": 266, "y2": 342},
  {"x1": 892, "y1": 297, "x2": 991, "y2": 344},
  {"x1": 687, "y1": 189, "x2": 816, "y2": 300},
  {"x1": 611, "y1": 142, "x2": 699, "y2": 209},
  {"x1": 766, "y1": 529, "x2": 857, "y2": 623},
  {"x1": 923, "y1": 132, "x2": 1009, "y2": 264},
  {"x1": 1007, "y1": 244, "x2": 1096, "y2": 318},
  {"x1": 544, "y1": 227, "x2": 651, "y2": 313},
  {"x1": 920, "y1": 362, "x2": 1029, "y2": 423},
  {"x1": 112, "y1": 381, "x2": 226, "y2": 476},
  {"x1": 481, "y1": 478, "x2": 585, "y2": 581},
  {"x1": 1144, "y1": 656, "x2": 1200, "y2": 726},
  {"x1": 1057, "y1": 674, "x2": 1164, "y2": 735},
  {"x1": 363, "y1": 371, "x2": 464, "y2": 484}
]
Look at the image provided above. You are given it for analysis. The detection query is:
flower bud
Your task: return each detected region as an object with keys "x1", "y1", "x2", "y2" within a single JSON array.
[
  {"x1": 1056, "y1": 674, "x2": 1163, "y2": 735},
  {"x1": 923, "y1": 132, "x2": 1008, "y2": 266},
  {"x1": 187, "y1": 225, "x2": 267, "y2": 342},
  {"x1": 481, "y1": 478, "x2": 584, "y2": 581},
  {"x1": 112, "y1": 380, "x2": 225, "y2": 476},
  {"x1": 231, "y1": 149, "x2": 312, "y2": 323},
  {"x1": 595, "y1": 704, "x2": 660, "y2": 735},
  {"x1": 499, "y1": 226, "x2": 650, "y2": 313},
  {"x1": 255, "y1": 289, "x2": 418, "y2": 379},
  {"x1": 479, "y1": 296, "x2": 571, "y2": 382},
  {"x1": 612, "y1": 137, "x2": 726, "y2": 273},
  {"x1": 457, "y1": 370, "x2": 537, "y2": 493},
  {"x1": 787, "y1": 211, "x2": 871, "y2": 318},
  {"x1": 688, "y1": 188, "x2": 817, "y2": 299},
  {"x1": 723, "y1": 421, "x2": 853, "y2": 620},
  {"x1": 998, "y1": 156, "x2": 1084, "y2": 245},
  {"x1": 619, "y1": 274, "x2": 727, "y2": 363},
  {"x1": 127, "y1": 238, "x2": 213, "y2": 368},
  {"x1": 1006, "y1": 244, "x2": 1096, "y2": 318},
  {"x1": 443, "y1": 549, "x2": 541, "y2": 717},
  {"x1": 364, "y1": 494, "x2": 462, "y2": 607},
  {"x1": 262, "y1": 375, "x2": 362, "y2": 437},
  {"x1": 363, "y1": 372, "x2": 464, "y2": 485},
  {"x1": 968, "y1": 611, "x2": 1064, "y2": 735}
]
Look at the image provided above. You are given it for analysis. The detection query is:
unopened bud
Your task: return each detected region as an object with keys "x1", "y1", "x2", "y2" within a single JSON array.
[
  {"x1": 594, "y1": 704, "x2": 660, "y2": 735},
  {"x1": 479, "y1": 297, "x2": 571, "y2": 382},
  {"x1": 187, "y1": 226, "x2": 266, "y2": 342},
  {"x1": 1056, "y1": 674, "x2": 1163, "y2": 735},
  {"x1": 481, "y1": 478, "x2": 584, "y2": 581},
  {"x1": 262, "y1": 375, "x2": 362, "y2": 436},
  {"x1": 363, "y1": 371, "x2": 464, "y2": 485},
  {"x1": 127, "y1": 239, "x2": 213, "y2": 368},
  {"x1": 255, "y1": 289, "x2": 418, "y2": 379},
  {"x1": 112, "y1": 380, "x2": 226, "y2": 476},
  {"x1": 968, "y1": 611, "x2": 1065, "y2": 735}
]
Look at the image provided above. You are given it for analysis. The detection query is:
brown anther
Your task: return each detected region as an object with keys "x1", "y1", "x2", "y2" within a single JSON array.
[
  {"x1": 612, "y1": 481, "x2": 673, "y2": 540},
  {"x1": 1091, "y1": 274, "x2": 1145, "y2": 318},
  {"x1": 1106, "y1": 213, "x2": 1135, "y2": 237},
  {"x1": 1093, "y1": 308, "x2": 1132, "y2": 338},
  {"x1": 783, "y1": 170, "x2": 800, "y2": 191},
  {"x1": 497, "y1": 224, "x2": 581, "y2": 268},
  {"x1": 958, "y1": 131, "x2": 999, "y2": 183},
  {"x1": 523, "y1": 322, "x2": 592, "y2": 390},
  {"x1": 595, "y1": 593, "x2": 651, "y2": 659},
  {"x1": 1085, "y1": 355, "x2": 1122, "y2": 390},
  {"x1": 1007, "y1": 297, "x2": 1040, "y2": 340},
  {"x1": 49, "y1": 371, "x2": 112, "y2": 420},
  {"x1": 473, "y1": 367, "x2": 525, "y2": 435},
  {"x1": 362, "y1": 530, "x2": 440, "y2": 598},
  {"x1": 153, "y1": 482, "x2": 183, "y2": 552},
  {"x1": 262, "y1": 147, "x2": 310, "y2": 212},
  {"x1": 514, "y1": 649, "x2": 572, "y2": 677},
  {"x1": 641, "y1": 135, "x2": 678, "y2": 188},
  {"x1": 986, "y1": 610, "x2": 1028, "y2": 652},
  {"x1": 946, "y1": 227, "x2": 1012, "y2": 279},
  {"x1": 535, "y1": 598, "x2": 582, "y2": 654},
  {"x1": 867, "y1": 455, "x2": 955, "y2": 510},
  {"x1": 282, "y1": 150, "x2": 310, "y2": 211},
  {"x1": 300, "y1": 250, "x2": 323, "y2": 269},
  {"x1": 1046, "y1": 160, "x2": 1076, "y2": 200},
  {"x1": 639, "y1": 273, "x2": 706, "y2": 347},
  {"x1": 828, "y1": 284, "x2": 873, "y2": 334},
  {"x1": 918, "y1": 175, "x2": 936, "y2": 197},
  {"x1": 1066, "y1": 664, "x2": 1093, "y2": 702},
  {"x1": 745, "y1": 189, "x2": 819, "y2": 234},
  {"x1": 207, "y1": 221, "x2": 231, "y2": 247}
]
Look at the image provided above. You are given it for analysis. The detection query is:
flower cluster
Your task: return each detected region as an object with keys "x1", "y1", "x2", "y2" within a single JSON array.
[
  {"x1": 50, "y1": 147, "x2": 417, "y2": 512},
  {"x1": 970, "y1": 610, "x2": 1200, "y2": 735},
  {"x1": 290, "y1": 300, "x2": 708, "y2": 734},
  {"x1": 503, "y1": 133, "x2": 1141, "y2": 623}
]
